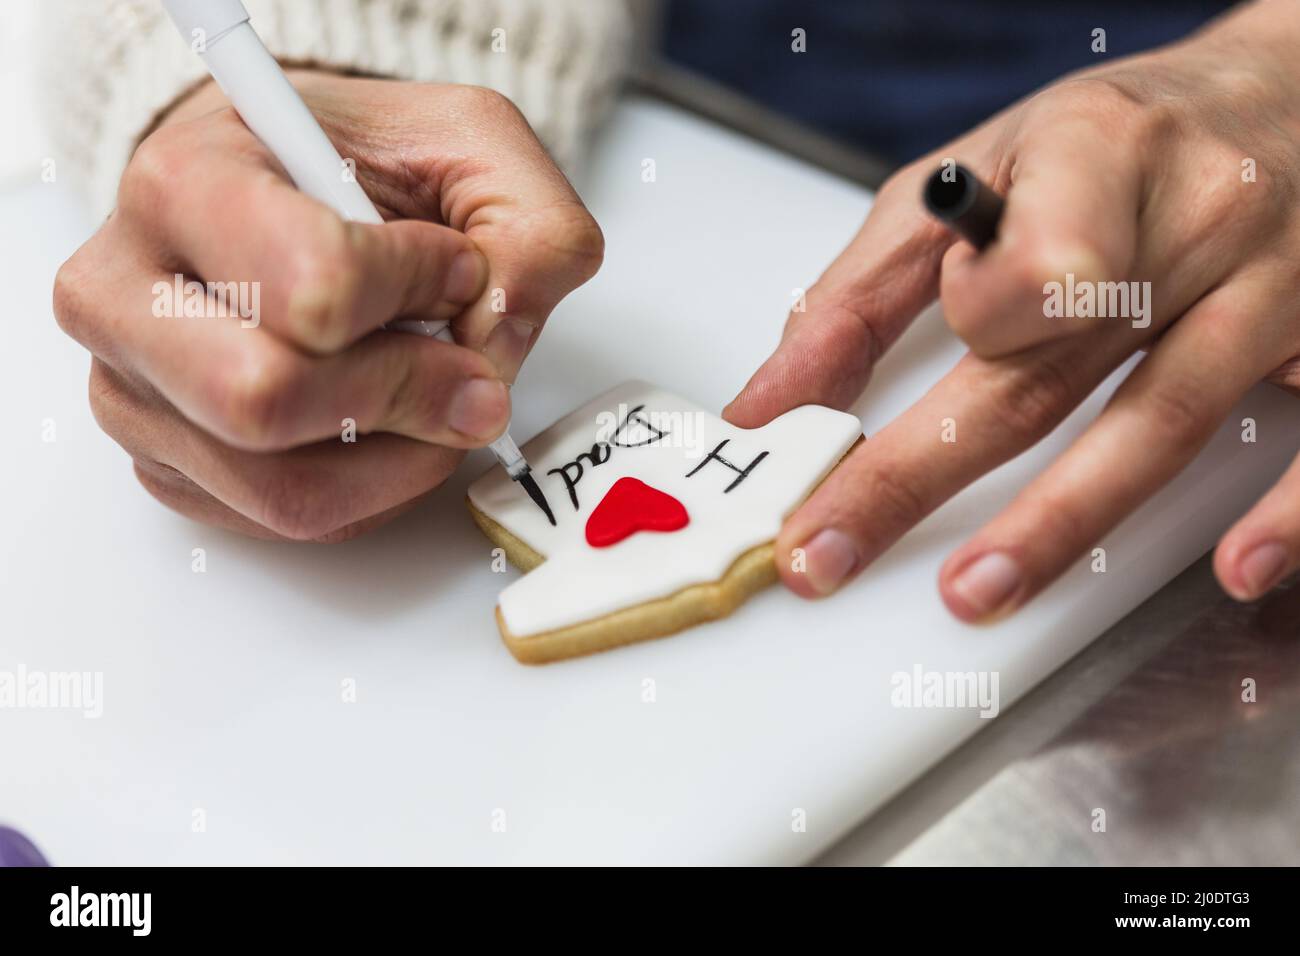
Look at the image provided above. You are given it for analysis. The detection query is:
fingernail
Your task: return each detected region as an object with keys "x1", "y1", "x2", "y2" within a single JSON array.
[
  {"x1": 1238, "y1": 542, "x2": 1288, "y2": 598},
  {"x1": 801, "y1": 529, "x2": 859, "y2": 595},
  {"x1": 484, "y1": 317, "x2": 537, "y2": 382},
  {"x1": 447, "y1": 378, "x2": 509, "y2": 440},
  {"x1": 445, "y1": 250, "x2": 488, "y2": 303},
  {"x1": 950, "y1": 551, "x2": 1021, "y2": 619}
]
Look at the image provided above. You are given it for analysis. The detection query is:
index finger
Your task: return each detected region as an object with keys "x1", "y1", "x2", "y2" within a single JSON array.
[{"x1": 724, "y1": 122, "x2": 1003, "y2": 429}]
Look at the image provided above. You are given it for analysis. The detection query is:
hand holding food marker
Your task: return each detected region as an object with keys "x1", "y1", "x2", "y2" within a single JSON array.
[{"x1": 54, "y1": 0, "x2": 602, "y2": 543}]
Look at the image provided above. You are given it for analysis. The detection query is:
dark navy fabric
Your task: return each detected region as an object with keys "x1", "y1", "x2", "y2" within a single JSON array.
[{"x1": 663, "y1": 0, "x2": 1237, "y2": 163}]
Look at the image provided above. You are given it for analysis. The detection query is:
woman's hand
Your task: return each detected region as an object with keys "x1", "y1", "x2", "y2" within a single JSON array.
[
  {"x1": 727, "y1": 0, "x2": 1300, "y2": 615},
  {"x1": 54, "y1": 72, "x2": 603, "y2": 542}
]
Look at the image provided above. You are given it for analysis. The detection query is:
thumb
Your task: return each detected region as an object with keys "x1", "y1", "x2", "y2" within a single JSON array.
[{"x1": 304, "y1": 217, "x2": 490, "y2": 353}]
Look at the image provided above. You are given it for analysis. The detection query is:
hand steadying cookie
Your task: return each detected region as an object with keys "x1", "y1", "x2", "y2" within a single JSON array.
[{"x1": 727, "y1": 0, "x2": 1300, "y2": 619}]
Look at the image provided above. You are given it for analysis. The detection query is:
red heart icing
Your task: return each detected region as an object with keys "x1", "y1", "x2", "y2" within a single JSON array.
[{"x1": 585, "y1": 477, "x2": 690, "y2": 548}]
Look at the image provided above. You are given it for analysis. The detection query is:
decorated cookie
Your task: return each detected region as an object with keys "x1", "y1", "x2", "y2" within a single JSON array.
[{"x1": 467, "y1": 381, "x2": 862, "y2": 664}]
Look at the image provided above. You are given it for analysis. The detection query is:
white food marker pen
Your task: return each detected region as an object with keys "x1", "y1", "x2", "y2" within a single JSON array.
[{"x1": 160, "y1": 0, "x2": 557, "y2": 525}]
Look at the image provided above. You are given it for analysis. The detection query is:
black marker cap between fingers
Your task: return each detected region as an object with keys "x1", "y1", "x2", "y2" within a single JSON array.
[{"x1": 922, "y1": 163, "x2": 1005, "y2": 251}]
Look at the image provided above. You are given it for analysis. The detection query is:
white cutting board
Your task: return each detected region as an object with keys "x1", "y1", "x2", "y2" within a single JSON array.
[{"x1": 2, "y1": 97, "x2": 1296, "y2": 865}]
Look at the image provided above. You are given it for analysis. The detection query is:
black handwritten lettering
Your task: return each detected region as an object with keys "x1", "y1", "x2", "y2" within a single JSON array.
[
  {"x1": 547, "y1": 442, "x2": 613, "y2": 510},
  {"x1": 539, "y1": 407, "x2": 677, "y2": 512},
  {"x1": 684, "y1": 440, "x2": 768, "y2": 492},
  {"x1": 611, "y1": 405, "x2": 669, "y2": 447}
]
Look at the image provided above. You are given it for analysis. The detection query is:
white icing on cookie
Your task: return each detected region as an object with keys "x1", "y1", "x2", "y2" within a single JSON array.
[{"x1": 468, "y1": 381, "x2": 862, "y2": 638}]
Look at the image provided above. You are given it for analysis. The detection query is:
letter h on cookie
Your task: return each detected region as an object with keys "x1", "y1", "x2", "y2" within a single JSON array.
[{"x1": 684, "y1": 439, "x2": 769, "y2": 492}]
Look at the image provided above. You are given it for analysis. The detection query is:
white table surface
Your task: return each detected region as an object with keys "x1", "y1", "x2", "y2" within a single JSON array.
[{"x1": 2, "y1": 95, "x2": 1297, "y2": 865}]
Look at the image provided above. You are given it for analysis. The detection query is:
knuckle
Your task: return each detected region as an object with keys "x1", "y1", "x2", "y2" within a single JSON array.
[
  {"x1": 118, "y1": 125, "x2": 189, "y2": 216},
  {"x1": 1027, "y1": 490, "x2": 1091, "y2": 559},
  {"x1": 1022, "y1": 78, "x2": 1149, "y2": 159},
  {"x1": 1197, "y1": 140, "x2": 1289, "y2": 236},
  {"x1": 814, "y1": 296, "x2": 886, "y2": 369},
  {"x1": 218, "y1": 353, "x2": 300, "y2": 450},
  {"x1": 133, "y1": 456, "x2": 193, "y2": 493},
  {"x1": 379, "y1": 348, "x2": 422, "y2": 428},
  {"x1": 535, "y1": 202, "x2": 606, "y2": 280},
  {"x1": 1135, "y1": 98, "x2": 1185, "y2": 152},
  {"x1": 435, "y1": 84, "x2": 525, "y2": 134},
  {"x1": 86, "y1": 360, "x2": 130, "y2": 438},
  {"x1": 1190, "y1": 147, "x2": 1250, "y2": 223},
  {"x1": 1141, "y1": 379, "x2": 1210, "y2": 443},
  {"x1": 52, "y1": 254, "x2": 95, "y2": 342},
  {"x1": 257, "y1": 466, "x2": 350, "y2": 542},
  {"x1": 863, "y1": 461, "x2": 930, "y2": 531},
  {"x1": 453, "y1": 84, "x2": 519, "y2": 119},
  {"x1": 1214, "y1": 66, "x2": 1275, "y2": 113},
  {"x1": 284, "y1": 215, "x2": 362, "y2": 349},
  {"x1": 1044, "y1": 76, "x2": 1145, "y2": 121},
  {"x1": 996, "y1": 355, "x2": 1079, "y2": 440},
  {"x1": 133, "y1": 459, "x2": 199, "y2": 513}
]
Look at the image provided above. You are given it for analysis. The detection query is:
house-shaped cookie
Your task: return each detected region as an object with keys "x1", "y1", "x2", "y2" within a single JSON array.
[{"x1": 468, "y1": 381, "x2": 862, "y2": 663}]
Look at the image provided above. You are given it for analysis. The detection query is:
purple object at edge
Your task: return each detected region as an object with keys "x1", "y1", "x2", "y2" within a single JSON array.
[{"x1": 0, "y1": 826, "x2": 49, "y2": 867}]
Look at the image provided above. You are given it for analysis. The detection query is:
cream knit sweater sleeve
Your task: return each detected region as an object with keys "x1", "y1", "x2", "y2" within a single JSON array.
[{"x1": 41, "y1": 0, "x2": 634, "y2": 218}]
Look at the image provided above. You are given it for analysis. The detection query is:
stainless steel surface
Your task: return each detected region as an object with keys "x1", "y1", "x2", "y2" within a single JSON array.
[
  {"x1": 816, "y1": 557, "x2": 1300, "y2": 865},
  {"x1": 633, "y1": 61, "x2": 894, "y2": 189}
]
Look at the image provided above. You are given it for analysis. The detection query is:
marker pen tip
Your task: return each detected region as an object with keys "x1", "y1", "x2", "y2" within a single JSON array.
[{"x1": 515, "y1": 469, "x2": 556, "y2": 526}]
